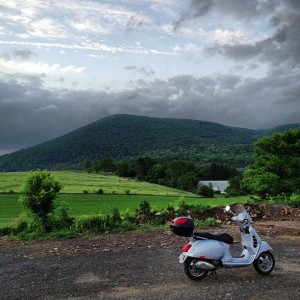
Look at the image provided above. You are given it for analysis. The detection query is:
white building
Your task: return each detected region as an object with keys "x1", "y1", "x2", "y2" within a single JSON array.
[{"x1": 197, "y1": 180, "x2": 229, "y2": 194}]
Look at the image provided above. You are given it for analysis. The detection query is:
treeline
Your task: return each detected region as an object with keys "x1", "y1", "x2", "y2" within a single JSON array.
[{"x1": 83, "y1": 157, "x2": 240, "y2": 193}]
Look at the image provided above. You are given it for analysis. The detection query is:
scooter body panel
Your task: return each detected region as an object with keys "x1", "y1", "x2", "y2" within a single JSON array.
[{"x1": 184, "y1": 239, "x2": 224, "y2": 260}]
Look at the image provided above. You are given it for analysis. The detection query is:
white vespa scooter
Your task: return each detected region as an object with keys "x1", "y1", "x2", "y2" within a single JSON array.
[{"x1": 170, "y1": 204, "x2": 275, "y2": 280}]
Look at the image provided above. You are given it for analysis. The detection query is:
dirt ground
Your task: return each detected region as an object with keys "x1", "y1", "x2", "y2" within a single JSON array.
[{"x1": 0, "y1": 220, "x2": 300, "y2": 300}]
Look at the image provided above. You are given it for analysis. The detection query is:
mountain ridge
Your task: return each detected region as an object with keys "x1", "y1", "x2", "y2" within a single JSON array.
[{"x1": 0, "y1": 114, "x2": 299, "y2": 171}]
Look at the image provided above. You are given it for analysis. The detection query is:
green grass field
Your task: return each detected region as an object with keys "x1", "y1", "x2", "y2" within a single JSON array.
[
  {"x1": 0, "y1": 171, "x2": 249, "y2": 227},
  {"x1": 0, "y1": 171, "x2": 188, "y2": 195}
]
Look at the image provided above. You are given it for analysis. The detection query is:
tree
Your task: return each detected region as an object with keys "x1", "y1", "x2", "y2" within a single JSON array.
[
  {"x1": 83, "y1": 160, "x2": 93, "y2": 173},
  {"x1": 225, "y1": 176, "x2": 248, "y2": 197},
  {"x1": 177, "y1": 172, "x2": 199, "y2": 192},
  {"x1": 99, "y1": 158, "x2": 117, "y2": 173},
  {"x1": 197, "y1": 183, "x2": 214, "y2": 198},
  {"x1": 135, "y1": 157, "x2": 156, "y2": 179},
  {"x1": 117, "y1": 162, "x2": 135, "y2": 178},
  {"x1": 243, "y1": 129, "x2": 300, "y2": 199},
  {"x1": 19, "y1": 170, "x2": 62, "y2": 231},
  {"x1": 199, "y1": 163, "x2": 239, "y2": 180}
]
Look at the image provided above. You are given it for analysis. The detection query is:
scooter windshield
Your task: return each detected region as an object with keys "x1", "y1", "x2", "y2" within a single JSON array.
[
  {"x1": 234, "y1": 204, "x2": 247, "y2": 215},
  {"x1": 233, "y1": 204, "x2": 252, "y2": 223}
]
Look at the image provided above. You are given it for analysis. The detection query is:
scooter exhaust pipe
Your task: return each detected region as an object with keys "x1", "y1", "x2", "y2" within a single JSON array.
[{"x1": 195, "y1": 260, "x2": 217, "y2": 270}]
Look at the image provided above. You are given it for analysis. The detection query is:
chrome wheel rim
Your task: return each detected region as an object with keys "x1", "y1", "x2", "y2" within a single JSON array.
[{"x1": 258, "y1": 253, "x2": 273, "y2": 272}]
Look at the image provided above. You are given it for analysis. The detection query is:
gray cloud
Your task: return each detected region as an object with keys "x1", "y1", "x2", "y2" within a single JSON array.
[
  {"x1": 12, "y1": 49, "x2": 36, "y2": 59},
  {"x1": 0, "y1": 49, "x2": 36, "y2": 61},
  {"x1": 181, "y1": 0, "x2": 280, "y2": 21},
  {"x1": 184, "y1": 0, "x2": 300, "y2": 70},
  {"x1": 125, "y1": 66, "x2": 155, "y2": 77},
  {"x1": 1, "y1": 69, "x2": 299, "y2": 154}
]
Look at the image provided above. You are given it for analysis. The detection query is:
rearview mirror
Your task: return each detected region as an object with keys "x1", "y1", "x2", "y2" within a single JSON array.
[{"x1": 225, "y1": 205, "x2": 231, "y2": 212}]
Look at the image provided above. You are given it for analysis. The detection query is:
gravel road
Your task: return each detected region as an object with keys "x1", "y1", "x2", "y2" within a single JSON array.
[{"x1": 1, "y1": 222, "x2": 300, "y2": 300}]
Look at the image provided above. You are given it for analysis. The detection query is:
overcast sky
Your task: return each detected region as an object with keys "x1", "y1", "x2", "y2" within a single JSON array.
[{"x1": 0, "y1": 0, "x2": 299, "y2": 155}]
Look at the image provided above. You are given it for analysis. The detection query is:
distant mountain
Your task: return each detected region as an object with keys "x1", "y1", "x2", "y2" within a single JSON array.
[{"x1": 0, "y1": 114, "x2": 299, "y2": 171}]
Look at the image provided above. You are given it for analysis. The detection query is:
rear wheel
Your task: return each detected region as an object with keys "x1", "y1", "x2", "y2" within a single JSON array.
[
  {"x1": 183, "y1": 257, "x2": 208, "y2": 281},
  {"x1": 253, "y1": 252, "x2": 275, "y2": 275}
]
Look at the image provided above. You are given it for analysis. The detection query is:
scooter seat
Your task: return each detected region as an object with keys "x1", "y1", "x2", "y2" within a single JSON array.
[{"x1": 193, "y1": 231, "x2": 234, "y2": 244}]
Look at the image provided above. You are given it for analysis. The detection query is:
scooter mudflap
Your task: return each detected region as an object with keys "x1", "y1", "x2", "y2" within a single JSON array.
[{"x1": 179, "y1": 253, "x2": 187, "y2": 263}]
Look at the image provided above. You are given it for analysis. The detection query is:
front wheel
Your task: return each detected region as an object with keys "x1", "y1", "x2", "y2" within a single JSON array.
[
  {"x1": 183, "y1": 257, "x2": 208, "y2": 281},
  {"x1": 253, "y1": 252, "x2": 275, "y2": 275}
]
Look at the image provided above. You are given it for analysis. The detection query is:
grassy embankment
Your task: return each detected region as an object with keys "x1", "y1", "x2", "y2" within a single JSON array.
[{"x1": 0, "y1": 171, "x2": 249, "y2": 227}]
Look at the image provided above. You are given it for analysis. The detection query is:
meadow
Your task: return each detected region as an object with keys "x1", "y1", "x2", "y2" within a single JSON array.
[{"x1": 0, "y1": 171, "x2": 249, "y2": 227}]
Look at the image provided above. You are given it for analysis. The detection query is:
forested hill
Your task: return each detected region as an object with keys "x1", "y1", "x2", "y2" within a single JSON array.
[{"x1": 0, "y1": 114, "x2": 299, "y2": 171}]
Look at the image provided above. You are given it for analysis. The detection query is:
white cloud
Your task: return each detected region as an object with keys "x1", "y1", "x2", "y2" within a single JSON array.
[
  {"x1": 212, "y1": 28, "x2": 268, "y2": 45},
  {"x1": 27, "y1": 18, "x2": 69, "y2": 39},
  {"x1": 0, "y1": 58, "x2": 85, "y2": 75},
  {"x1": 71, "y1": 20, "x2": 111, "y2": 35}
]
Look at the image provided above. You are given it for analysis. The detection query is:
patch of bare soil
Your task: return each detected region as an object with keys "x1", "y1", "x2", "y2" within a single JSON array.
[{"x1": 0, "y1": 220, "x2": 300, "y2": 300}]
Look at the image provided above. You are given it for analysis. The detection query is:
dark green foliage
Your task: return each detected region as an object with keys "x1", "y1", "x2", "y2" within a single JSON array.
[
  {"x1": 117, "y1": 162, "x2": 135, "y2": 178},
  {"x1": 138, "y1": 200, "x2": 151, "y2": 215},
  {"x1": 2, "y1": 115, "x2": 297, "y2": 171},
  {"x1": 95, "y1": 188, "x2": 104, "y2": 194},
  {"x1": 135, "y1": 157, "x2": 156, "y2": 179},
  {"x1": 112, "y1": 207, "x2": 122, "y2": 224},
  {"x1": 76, "y1": 208, "x2": 134, "y2": 233},
  {"x1": 176, "y1": 199, "x2": 210, "y2": 217},
  {"x1": 243, "y1": 129, "x2": 300, "y2": 199},
  {"x1": 197, "y1": 183, "x2": 214, "y2": 198},
  {"x1": 53, "y1": 203, "x2": 75, "y2": 230},
  {"x1": 225, "y1": 176, "x2": 248, "y2": 197},
  {"x1": 288, "y1": 194, "x2": 300, "y2": 208},
  {"x1": 199, "y1": 163, "x2": 240, "y2": 180},
  {"x1": 94, "y1": 158, "x2": 117, "y2": 173}
]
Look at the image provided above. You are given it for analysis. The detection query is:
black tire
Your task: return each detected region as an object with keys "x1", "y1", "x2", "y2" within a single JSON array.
[
  {"x1": 253, "y1": 252, "x2": 275, "y2": 275},
  {"x1": 183, "y1": 257, "x2": 208, "y2": 281}
]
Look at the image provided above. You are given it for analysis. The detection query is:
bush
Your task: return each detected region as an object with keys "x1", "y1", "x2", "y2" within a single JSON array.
[
  {"x1": 95, "y1": 188, "x2": 104, "y2": 194},
  {"x1": 197, "y1": 184, "x2": 214, "y2": 198},
  {"x1": 53, "y1": 203, "x2": 75, "y2": 230},
  {"x1": 288, "y1": 194, "x2": 300, "y2": 208},
  {"x1": 194, "y1": 217, "x2": 218, "y2": 227},
  {"x1": 19, "y1": 170, "x2": 62, "y2": 232},
  {"x1": 138, "y1": 200, "x2": 151, "y2": 215},
  {"x1": 177, "y1": 200, "x2": 190, "y2": 216}
]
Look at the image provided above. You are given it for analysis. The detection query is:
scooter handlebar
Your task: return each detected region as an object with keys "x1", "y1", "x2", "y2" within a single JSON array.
[{"x1": 231, "y1": 213, "x2": 251, "y2": 223}]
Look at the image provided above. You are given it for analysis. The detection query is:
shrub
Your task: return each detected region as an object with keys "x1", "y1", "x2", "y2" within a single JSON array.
[
  {"x1": 138, "y1": 200, "x2": 151, "y2": 215},
  {"x1": 76, "y1": 216, "x2": 108, "y2": 233},
  {"x1": 194, "y1": 217, "x2": 218, "y2": 227},
  {"x1": 288, "y1": 194, "x2": 300, "y2": 208},
  {"x1": 112, "y1": 207, "x2": 122, "y2": 224},
  {"x1": 197, "y1": 184, "x2": 214, "y2": 198},
  {"x1": 19, "y1": 170, "x2": 62, "y2": 232},
  {"x1": 95, "y1": 188, "x2": 104, "y2": 194},
  {"x1": 53, "y1": 203, "x2": 75, "y2": 230}
]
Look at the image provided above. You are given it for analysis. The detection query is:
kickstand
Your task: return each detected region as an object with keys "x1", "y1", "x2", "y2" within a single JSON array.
[{"x1": 208, "y1": 270, "x2": 218, "y2": 280}]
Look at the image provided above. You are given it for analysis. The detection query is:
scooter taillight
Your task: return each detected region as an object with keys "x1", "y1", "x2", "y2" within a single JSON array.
[{"x1": 182, "y1": 244, "x2": 192, "y2": 252}]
